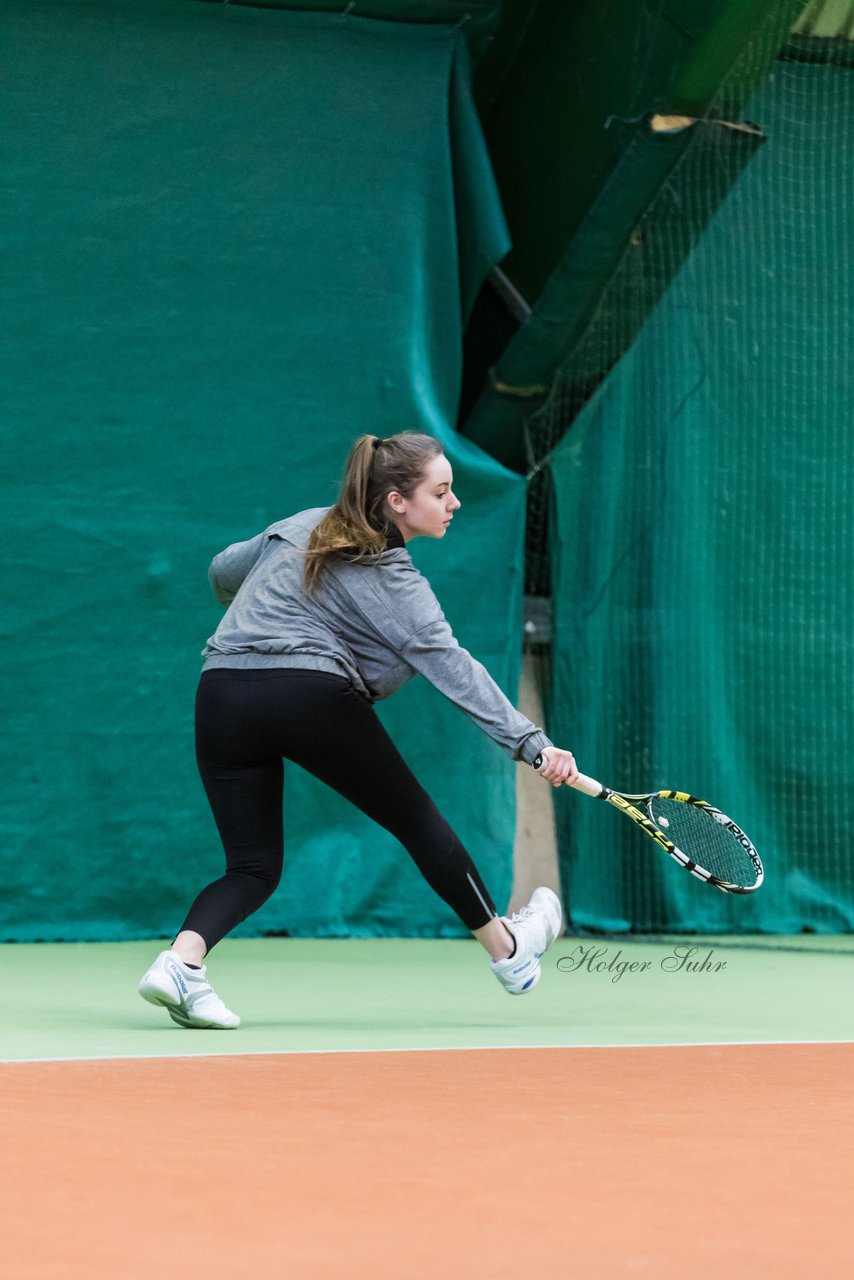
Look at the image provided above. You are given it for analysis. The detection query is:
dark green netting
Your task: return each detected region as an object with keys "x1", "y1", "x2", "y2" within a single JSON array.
[
  {"x1": 2, "y1": 0, "x2": 522, "y2": 941},
  {"x1": 548, "y1": 59, "x2": 853, "y2": 933}
]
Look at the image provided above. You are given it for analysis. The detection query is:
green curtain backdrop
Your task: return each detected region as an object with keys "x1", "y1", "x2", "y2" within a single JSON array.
[
  {"x1": 548, "y1": 60, "x2": 853, "y2": 933},
  {"x1": 2, "y1": 0, "x2": 523, "y2": 941}
]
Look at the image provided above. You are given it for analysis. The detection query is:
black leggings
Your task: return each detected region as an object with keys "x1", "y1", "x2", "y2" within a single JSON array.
[{"x1": 180, "y1": 668, "x2": 498, "y2": 950}]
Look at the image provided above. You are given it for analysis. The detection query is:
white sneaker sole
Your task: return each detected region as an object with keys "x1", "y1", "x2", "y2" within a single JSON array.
[
  {"x1": 138, "y1": 974, "x2": 181, "y2": 1008},
  {"x1": 164, "y1": 1003, "x2": 239, "y2": 1030}
]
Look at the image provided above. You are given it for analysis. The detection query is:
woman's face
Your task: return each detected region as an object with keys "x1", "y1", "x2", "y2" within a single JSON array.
[{"x1": 386, "y1": 453, "x2": 461, "y2": 542}]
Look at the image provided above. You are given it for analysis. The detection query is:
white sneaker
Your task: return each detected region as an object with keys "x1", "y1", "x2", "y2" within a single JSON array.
[
  {"x1": 489, "y1": 887, "x2": 563, "y2": 995},
  {"x1": 138, "y1": 949, "x2": 240, "y2": 1029}
]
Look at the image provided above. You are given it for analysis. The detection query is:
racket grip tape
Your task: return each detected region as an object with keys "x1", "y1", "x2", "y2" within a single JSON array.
[{"x1": 532, "y1": 754, "x2": 604, "y2": 797}]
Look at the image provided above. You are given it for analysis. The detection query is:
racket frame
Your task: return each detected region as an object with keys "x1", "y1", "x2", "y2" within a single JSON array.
[{"x1": 534, "y1": 761, "x2": 763, "y2": 895}]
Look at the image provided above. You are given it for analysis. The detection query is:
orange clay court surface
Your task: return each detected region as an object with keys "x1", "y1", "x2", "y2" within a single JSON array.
[{"x1": 3, "y1": 1042, "x2": 853, "y2": 1279}]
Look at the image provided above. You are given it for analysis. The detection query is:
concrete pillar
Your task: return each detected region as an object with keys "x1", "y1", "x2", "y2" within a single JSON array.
[{"x1": 509, "y1": 653, "x2": 562, "y2": 920}]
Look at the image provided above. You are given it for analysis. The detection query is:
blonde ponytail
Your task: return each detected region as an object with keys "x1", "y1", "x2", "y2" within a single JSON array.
[{"x1": 304, "y1": 432, "x2": 442, "y2": 592}]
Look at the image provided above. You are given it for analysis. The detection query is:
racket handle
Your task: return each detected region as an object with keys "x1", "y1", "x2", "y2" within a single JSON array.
[
  {"x1": 532, "y1": 755, "x2": 605, "y2": 798},
  {"x1": 570, "y1": 772, "x2": 606, "y2": 797}
]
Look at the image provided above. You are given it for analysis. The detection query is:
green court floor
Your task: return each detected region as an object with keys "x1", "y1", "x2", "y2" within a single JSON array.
[{"x1": 2, "y1": 935, "x2": 851, "y2": 1062}]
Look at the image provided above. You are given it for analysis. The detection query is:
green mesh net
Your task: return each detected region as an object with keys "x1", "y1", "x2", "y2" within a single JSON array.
[{"x1": 533, "y1": 15, "x2": 854, "y2": 932}]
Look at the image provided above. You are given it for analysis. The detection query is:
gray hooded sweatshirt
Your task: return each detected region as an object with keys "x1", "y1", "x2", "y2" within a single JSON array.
[{"x1": 202, "y1": 507, "x2": 552, "y2": 765}]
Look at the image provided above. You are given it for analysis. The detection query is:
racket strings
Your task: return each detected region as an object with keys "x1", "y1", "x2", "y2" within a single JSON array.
[{"x1": 647, "y1": 796, "x2": 759, "y2": 887}]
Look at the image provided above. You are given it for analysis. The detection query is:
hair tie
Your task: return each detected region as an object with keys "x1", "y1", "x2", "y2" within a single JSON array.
[{"x1": 372, "y1": 437, "x2": 383, "y2": 450}]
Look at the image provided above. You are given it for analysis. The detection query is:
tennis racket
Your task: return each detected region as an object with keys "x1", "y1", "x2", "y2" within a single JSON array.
[{"x1": 533, "y1": 757, "x2": 763, "y2": 895}]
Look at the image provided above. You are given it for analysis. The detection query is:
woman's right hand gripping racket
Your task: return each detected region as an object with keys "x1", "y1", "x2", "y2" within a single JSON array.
[{"x1": 533, "y1": 755, "x2": 763, "y2": 895}]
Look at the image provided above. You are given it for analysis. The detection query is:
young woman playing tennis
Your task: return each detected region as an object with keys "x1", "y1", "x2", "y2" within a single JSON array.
[{"x1": 139, "y1": 433, "x2": 578, "y2": 1028}]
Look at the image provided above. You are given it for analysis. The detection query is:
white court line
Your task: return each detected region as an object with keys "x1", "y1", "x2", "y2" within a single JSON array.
[{"x1": 1, "y1": 1038, "x2": 852, "y2": 1065}]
